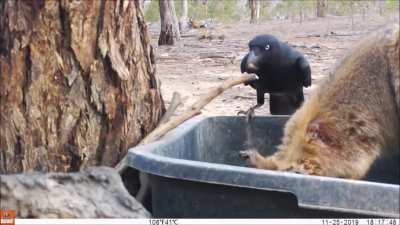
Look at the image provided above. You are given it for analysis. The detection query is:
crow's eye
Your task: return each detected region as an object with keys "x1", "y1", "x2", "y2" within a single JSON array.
[{"x1": 265, "y1": 44, "x2": 270, "y2": 50}]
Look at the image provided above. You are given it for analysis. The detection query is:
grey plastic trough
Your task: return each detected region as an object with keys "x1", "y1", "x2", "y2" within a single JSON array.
[{"x1": 124, "y1": 116, "x2": 400, "y2": 218}]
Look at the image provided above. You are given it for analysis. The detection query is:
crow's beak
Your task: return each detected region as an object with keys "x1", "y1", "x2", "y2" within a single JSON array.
[
  {"x1": 247, "y1": 62, "x2": 258, "y2": 71},
  {"x1": 245, "y1": 51, "x2": 259, "y2": 72}
]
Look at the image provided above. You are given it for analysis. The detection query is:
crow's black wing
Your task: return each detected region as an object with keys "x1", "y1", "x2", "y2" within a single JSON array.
[{"x1": 297, "y1": 57, "x2": 312, "y2": 87}]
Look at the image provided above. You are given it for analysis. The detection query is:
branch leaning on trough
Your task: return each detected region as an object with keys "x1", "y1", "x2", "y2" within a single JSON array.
[
  {"x1": 116, "y1": 74, "x2": 257, "y2": 172},
  {"x1": 140, "y1": 74, "x2": 257, "y2": 145},
  {"x1": 157, "y1": 92, "x2": 183, "y2": 125},
  {"x1": 116, "y1": 74, "x2": 257, "y2": 202}
]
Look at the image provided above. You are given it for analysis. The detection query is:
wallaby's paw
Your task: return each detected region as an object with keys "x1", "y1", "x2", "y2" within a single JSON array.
[
  {"x1": 239, "y1": 149, "x2": 267, "y2": 169},
  {"x1": 288, "y1": 158, "x2": 322, "y2": 175}
]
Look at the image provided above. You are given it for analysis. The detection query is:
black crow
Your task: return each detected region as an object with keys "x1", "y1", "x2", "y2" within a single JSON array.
[{"x1": 240, "y1": 34, "x2": 311, "y2": 118}]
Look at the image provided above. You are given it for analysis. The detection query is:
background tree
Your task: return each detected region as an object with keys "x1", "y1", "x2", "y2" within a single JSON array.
[
  {"x1": 350, "y1": 0, "x2": 355, "y2": 30},
  {"x1": 360, "y1": 1, "x2": 370, "y2": 21},
  {"x1": 158, "y1": 0, "x2": 181, "y2": 45},
  {"x1": 203, "y1": 0, "x2": 209, "y2": 18},
  {"x1": 256, "y1": 0, "x2": 261, "y2": 21},
  {"x1": 179, "y1": 0, "x2": 189, "y2": 32},
  {"x1": 249, "y1": 0, "x2": 260, "y2": 23},
  {"x1": 236, "y1": 0, "x2": 247, "y2": 20},
  {"x1": 139, "y1": 0, "x2": 152, "y2": 13},
  {"x1": 377, "y1": 0, "x2": 385, "y2": 16},
  {"x1": 143, "y1": 0, "x2": 399, "y2": 25},
  {"x1": 299, "y1": 2, "x2": 304, "y2": 24},
  {"x1": 316, "y1": 0, "x2": 326, "y2": 17},
  {"x1": 0, "y1": 0, "x2": 165, "y2": 173}
]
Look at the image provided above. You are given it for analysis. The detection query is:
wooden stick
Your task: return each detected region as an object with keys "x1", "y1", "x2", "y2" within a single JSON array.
[
  {"x1": 115, "y1": 93, "x2": 182, "y2": 172},
  {"x1": 158, "y1": 92, "x2": 182, "y2": 125},
  {"x1": 116, "y1": 74, "x2": 256, "y2": 172},
  {"x1": 117, "y1": 74, "x2": 257, "y2": 202},
  {"x1": 139, "y1": 74, "x2": 257, "y2": 144}
]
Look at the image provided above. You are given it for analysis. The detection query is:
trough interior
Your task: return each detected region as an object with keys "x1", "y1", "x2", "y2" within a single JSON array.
[{"x1": 154, "y1": 116, "x2": 399, "y2": 184}]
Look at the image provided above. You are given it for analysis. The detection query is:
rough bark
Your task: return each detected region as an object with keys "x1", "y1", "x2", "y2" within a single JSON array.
[
  {"x1": 158, "y1": 0, "x2": 180, "y2": 45},
  {"x1": 0, "y1": 0, "x2": 165, "y2": 174},
  {"x1": 138, "y1": 0, "x2": 145, "y2": 11},
  {"x1": 0, "y1": 167, "x2": 150, "y2": 218},
  {"x1": 316, "y1": 0, "x2": 326, "y2": 17}
]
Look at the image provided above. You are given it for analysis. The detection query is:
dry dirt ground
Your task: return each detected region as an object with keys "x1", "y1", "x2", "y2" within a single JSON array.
[{"x1": 147, "y1": 15, "x2": 398, "y2": 117}]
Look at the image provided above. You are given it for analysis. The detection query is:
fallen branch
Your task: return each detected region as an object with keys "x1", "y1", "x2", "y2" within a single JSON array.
[
  {"x1": 158, "y1": 92, "x2": 182, "y2": 125},
  {"x1": 117, "y1": 74, "x2": 256, "y2": 174},
  {"x1": 295, "y1": 32, "x2": 362, "y2": 39},
  {"x1": 116, "y1": 74, "x2": 256, "y2": 171},
  {"x1": 137, "y1": 74, "x2": 257, "y2": 202},
  {"x1": 117, "y1": 74, "x2": 257, "y2": 203},
  {"x1": 295, "y1": 34, "x2": 323, "y2": 38},
  {"x1": 181, "y1": 34, "x2": 198, "y2": 38},
  {"x1": 139, "y1": 74, "x2": 257, "y2": 144}
]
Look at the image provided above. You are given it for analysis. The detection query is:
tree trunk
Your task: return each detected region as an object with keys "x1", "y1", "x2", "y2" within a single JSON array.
[
  {"x1": 299, "y1": 5, "x2": 304, "y2": 24},
  {"x1": 350, "y1": 0, "x2": 354, "y2": 30},
  {"x1": 203, "y1": 0, "x2": 208, "y2": 18},
  {"x1": 249, "y1": 0, "x2": 260, "y2": 23},
  {"x1": 179, "y1": 0, "x2": 189, "y2": 32},
  {"x1": 255, "y1": 0, "x2": 261, "y2": 21},
  {"x1": 316, "y1": 0, "x2": 326, "y2": 17},
  {"x1": 142, "y1": 0, "x2": 152, "y2": 13},
  {"x1": 249, "y1": 0, "x2": 257, "y2": 23},
  {"x1": 158, "y1": 0, "x2": 180, "y2": 45},
  {"x1": 378, "y1": 0, "x2": 384, "y2": 16},
  {"x1": 138, "y1": 0, "x2": 145, "y2": 11},
  {"x1": 236, "y1": 0, "x2": 247, "y2": 21},
  {"x1": 361, "y1": 1, "x2": 369, "y2": 21},
  {"x1": 0, "y1": 0, "x2": 165, "y2": 174}
]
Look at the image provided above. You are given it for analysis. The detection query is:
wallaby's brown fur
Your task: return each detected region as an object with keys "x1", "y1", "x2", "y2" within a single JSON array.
[{"x1": 241, "y1": 25, "x2": 400, "y2": 179}]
